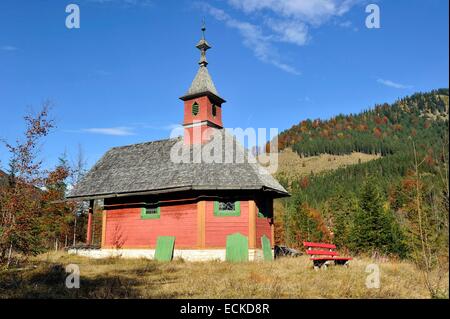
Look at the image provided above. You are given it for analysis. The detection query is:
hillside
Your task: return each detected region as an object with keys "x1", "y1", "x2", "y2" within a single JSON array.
[
  {"x1": 276, "y1": 88, "x2": 448, "y2": 158},
  {"x1": 274, "y1": 88, "x2": 449, "y2": 197},
  {"x1": 276, "y1": 149, "x2": 381, "y2": 183},
  {"x1": 273, "y1": 89, "x2": 449, "y2": 264}
]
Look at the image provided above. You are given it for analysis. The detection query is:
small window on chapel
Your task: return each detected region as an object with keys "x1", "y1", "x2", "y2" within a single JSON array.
[
  {"x1": 214, "y1": 201, "x2": 241, "y2": 217},
  {"x1": 212, "y1": 104, "x2": 217, "y2": 117},
  {"x1": 192, "y1": 102, "x2": 199, "y2": 116},
  {"x1": 219, "y1": 201, "x2": 235, "y2": 211},
  {"x1": 141, "y1": 204, "x2": 160, "y2": 219}
]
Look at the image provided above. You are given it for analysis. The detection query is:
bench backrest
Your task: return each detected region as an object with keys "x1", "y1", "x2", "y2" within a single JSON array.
[
  {"x1": 303, "y1": 242, "x2": 336, "y2": 249},
  {"x1": 303, "y1": 242, "x2": 338, "y2": 257}
]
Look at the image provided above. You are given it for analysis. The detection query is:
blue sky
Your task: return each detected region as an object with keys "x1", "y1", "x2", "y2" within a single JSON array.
[{"x1": 0, "y1": 0, "x2": 448, "y2": 171}]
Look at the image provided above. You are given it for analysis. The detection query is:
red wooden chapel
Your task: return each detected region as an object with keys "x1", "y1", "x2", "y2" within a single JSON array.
[{"x1": 67, "y1": 25, "x2": 289, "y2": 261}]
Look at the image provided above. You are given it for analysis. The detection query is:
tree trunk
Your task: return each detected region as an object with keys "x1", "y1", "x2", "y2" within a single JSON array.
[
  {"x1": 6, "y1": 244, "x2": 12, "y2": 269},
  {"x1": 73, "y1": 213, "x2": 77, "y2": 247}
]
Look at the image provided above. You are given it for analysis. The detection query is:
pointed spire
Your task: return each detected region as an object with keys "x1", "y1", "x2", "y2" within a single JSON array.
[{"x1": 180, "y1": 22, "x2": 226, "y2": 104}]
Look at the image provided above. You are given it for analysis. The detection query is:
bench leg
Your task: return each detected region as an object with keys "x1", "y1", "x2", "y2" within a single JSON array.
[
  {"x1": 313, "y1": 260, "x2": 327, "y2": 270},
  {"x1": 313, "y1": 260, "x2": 320, "y2": 270},
  {"x1": 334, "y1": 260, "x2": 351, "y2": 267}
]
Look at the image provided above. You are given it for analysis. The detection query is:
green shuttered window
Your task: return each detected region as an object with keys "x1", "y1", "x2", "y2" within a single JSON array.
[
  {"x1": 214, "y1": 201, "x2": 241, "y2": 217},
  {"x1": 141, "y1": 205, "x2": 161, "y2": 219},
  {"x1": 192, "y1": 102, "x2": 199, "y2": 116}
]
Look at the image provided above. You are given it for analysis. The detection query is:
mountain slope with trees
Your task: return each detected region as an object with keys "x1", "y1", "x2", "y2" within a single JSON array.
[
  {"x1": 276, "y1": 88, "x2": 448, "y2": 158},
  {"x1": 274, "y1": 89, "x2": 449, "y2": 295}
]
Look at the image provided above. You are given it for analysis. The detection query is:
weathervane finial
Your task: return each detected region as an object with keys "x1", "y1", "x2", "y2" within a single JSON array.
[
  {"x1": 201, "y1": 18, "x2": 206, "y2": 39},
  {"x1": 196, "y1": 19, "x2": 211, "y2": 68}
]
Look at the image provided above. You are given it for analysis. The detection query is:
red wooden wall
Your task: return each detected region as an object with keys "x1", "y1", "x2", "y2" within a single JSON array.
[
  {"x1": 183, "y1": 96, "x2": 223, "y2": 128},
  {"x1": 256, "y1": 216, "x2": 272, "y2": 248},
  {"x1": 103, "y1": 199, "x2": 272, "y2": 250},
  {"x1": 104, "y1": 203, "x2": 197, "y2": 249},
  {"x1": 205, "y1": 200, "x2": 249, "y2": 248}
]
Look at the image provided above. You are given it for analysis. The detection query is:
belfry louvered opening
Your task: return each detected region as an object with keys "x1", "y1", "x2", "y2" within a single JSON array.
[{"x1": 192, "y1": 102, "x2": 199, "y2": 116}]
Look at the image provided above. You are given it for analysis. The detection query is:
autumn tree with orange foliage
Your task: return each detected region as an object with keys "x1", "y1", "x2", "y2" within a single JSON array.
[
  {"x1": 393, "y1": 139, "x2": 449, "y2": 297},
  {"x1": 0, "y1": 102, "x2": 76, "y2": 265},
  {"x1": 282, "y1": 185, "x2": 331, "y2": 248}
]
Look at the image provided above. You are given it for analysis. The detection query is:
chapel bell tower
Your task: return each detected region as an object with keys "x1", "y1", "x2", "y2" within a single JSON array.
[{"x1": 180, "y1": 23, "x2": 226, "y2": 145}]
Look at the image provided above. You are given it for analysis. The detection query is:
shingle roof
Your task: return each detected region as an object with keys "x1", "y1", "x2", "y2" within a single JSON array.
[
  {"x1": 180, "y1": 29, "x2": 225, "y2": 104},
  {"x1": 67, "y1": 130, "x2": 289, "y2": 200},
  {"x1": 185, "y1": 66, "x2": 219, "y2": 97}
]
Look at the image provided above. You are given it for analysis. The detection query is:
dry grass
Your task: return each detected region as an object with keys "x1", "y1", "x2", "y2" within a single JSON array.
[
  {"x1": 1, "y1": 252, "x2": 447, "y2": 299},
  {"x1": 275, "y1": 149, "x2": 381, "y2": 182}
]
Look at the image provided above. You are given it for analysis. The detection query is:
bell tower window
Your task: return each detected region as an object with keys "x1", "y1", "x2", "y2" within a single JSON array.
[{"x1": 192, "y1": 102, "x2": 199, "y2": 116}]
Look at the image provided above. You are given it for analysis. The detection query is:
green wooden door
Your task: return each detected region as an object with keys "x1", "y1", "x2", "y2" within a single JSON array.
[
  {"x1": 154, "y1": 236, "x2": 175, "y2": 261},
  {"x1": 226, "y1": 233, "x2": 249, "y2": 262},
  {"x1": 261, "y1": 235, "x2": 273, "y2": 261}
]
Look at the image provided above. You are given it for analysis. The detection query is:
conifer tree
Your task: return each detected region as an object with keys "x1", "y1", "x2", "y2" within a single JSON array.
[
  {"x1": 326, "y1": 187, "x2": 358, "y2": 249},
  {"x1": 350, "y1": 177, "x2": 407, "y2": 256}
]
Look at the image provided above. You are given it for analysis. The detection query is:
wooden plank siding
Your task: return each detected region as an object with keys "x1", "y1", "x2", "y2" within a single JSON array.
[
  {"x1": 101, "y1": 209, "x2": 107, "y2": 248},
  {"x1": 205, "y1": 200, "x2": 249, "y2": 247},
  {"x1": 197, "y1": 201, "x2": 206, "y2": 248},
  {"x1": 101, "y1": 196, "x2": 273, "y2": 250},
  {"x1": 104, "y1": 203, "x2": 197, "y2": 249}
]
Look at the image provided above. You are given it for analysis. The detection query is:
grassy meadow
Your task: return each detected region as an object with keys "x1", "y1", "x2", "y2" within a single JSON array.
[{"x1": 0, "y1": 252, "x2": 447, "y2": 299}]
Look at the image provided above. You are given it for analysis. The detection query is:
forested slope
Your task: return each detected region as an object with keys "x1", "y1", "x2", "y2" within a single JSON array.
[{"x1": 274, "y1": 89, "x2": 449, "y2": 263}]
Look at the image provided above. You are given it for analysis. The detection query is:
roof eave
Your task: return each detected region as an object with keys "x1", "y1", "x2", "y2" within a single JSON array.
[
  {"x1": 180, "y1": 91, "x2": 226, "y2": 104},
  {"x1": 66, "y1": 185, "x2": 289, "y2": 201},
  {"x1": 262, "y1": 186, "x2": 291, "y2": 198}
]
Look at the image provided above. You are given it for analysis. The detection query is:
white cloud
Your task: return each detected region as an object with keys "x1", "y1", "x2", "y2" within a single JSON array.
[
  {"x1": 66, "y1": 121, "x2": 183, "y2": 137},
  {"x1": 377, "y1": 78, "x2": 413, "y2": 89},
  {"x1": 228, "y1": 0, "x2": 357, "y2": 25},
  {"x1": 81, "y1": 127, "x2": 136, "y2": 136},
  {"x1": 199, "y1": 0, "x2": 360, "y2": 74},
  {"x1": 265, "y1": 18, "x2": 309, "y2": 46},
  {"x1": 1, "y1": 45, "x2": 18, "y2": 51},
  {"x1": 201, "y1": 4, "x2": 301, "y2": 75},
  {"x1": 163, "y1": 124, "x2": 183, "y2": 130},
  {"x1": 227, "y1": 0, "x2": 359, "y2": 42}
]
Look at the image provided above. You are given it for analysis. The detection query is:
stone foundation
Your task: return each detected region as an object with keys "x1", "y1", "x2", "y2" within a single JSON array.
[{"x1": 68, "y1": 248, "x2": 267, "y2": 262}]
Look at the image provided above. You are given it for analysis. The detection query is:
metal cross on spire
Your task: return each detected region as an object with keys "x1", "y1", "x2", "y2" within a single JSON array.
[
  {"x1": 196, "y1": 19, "x2": 211, "y2": 67},
  {"x1": 180, "y1": 22, "x2": 225, "y2": 104},
  {"x1": 201, "y1": 18, "x2": 206, "y2": 40}
]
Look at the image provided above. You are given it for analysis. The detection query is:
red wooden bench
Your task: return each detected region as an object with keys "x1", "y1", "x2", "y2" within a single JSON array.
[{"x1": 303, "y1": 242, "x2": 352, "y2": 269}]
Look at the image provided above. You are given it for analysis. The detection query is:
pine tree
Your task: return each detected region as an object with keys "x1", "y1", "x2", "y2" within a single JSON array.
[
  {"x1": 326, "y1": 187, "x2": 358, "y2": 249},
  {"x1": 349, "y1": 177, "x2": 407, "y2": 256},
  {"x1": 284, "y1": 190, "x2": 329, "y2": 248}
]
